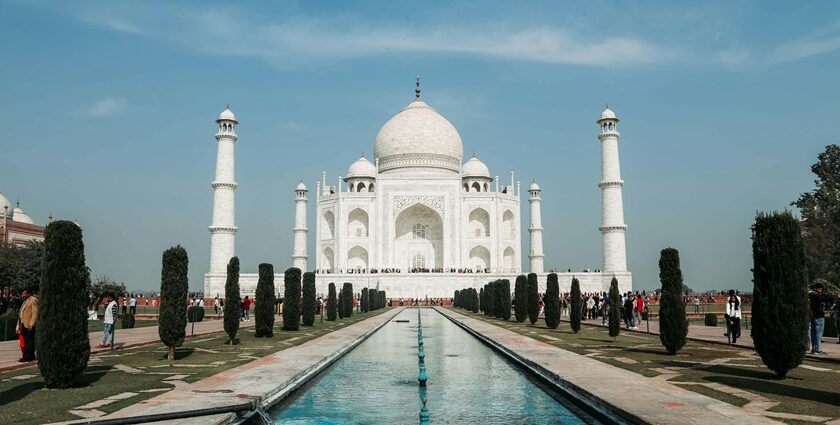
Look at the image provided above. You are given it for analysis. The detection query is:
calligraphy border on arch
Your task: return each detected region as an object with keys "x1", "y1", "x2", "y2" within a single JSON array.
[{"x1": 392, "y1": 195, "x2": 445, "y2": 216}]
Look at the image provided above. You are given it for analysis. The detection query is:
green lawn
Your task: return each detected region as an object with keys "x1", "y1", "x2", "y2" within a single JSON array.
[
  {"x1": 451, "y1": 307, "x2": 840, "y2": 425},
  {"x1": 0, "y1": 309, "x2": 389, "y2": 425},
  {"x1": 87, "y1": 319, "x2": 159, "y2": 333}
]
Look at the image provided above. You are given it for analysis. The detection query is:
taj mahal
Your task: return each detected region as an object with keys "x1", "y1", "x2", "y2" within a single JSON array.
[{"x1": 204, "y1": 80, "x2": 631, "y2": 298}]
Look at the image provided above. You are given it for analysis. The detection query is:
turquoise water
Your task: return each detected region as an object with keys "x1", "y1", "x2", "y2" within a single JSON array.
[{"x1": 272, "y1": 308, "x2": 604, "y2": 424}]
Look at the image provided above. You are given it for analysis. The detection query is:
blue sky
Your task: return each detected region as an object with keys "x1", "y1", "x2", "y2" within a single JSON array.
[{"x1": 2, "y1": 0, "x2": 839, "y2": 292}]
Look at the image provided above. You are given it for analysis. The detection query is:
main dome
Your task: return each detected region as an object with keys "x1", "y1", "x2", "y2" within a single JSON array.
[{"x1": 374, "y1": 99, "x2": 463, "y2": 173}]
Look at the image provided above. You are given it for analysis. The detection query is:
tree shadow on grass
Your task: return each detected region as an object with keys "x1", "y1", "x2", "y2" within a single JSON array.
[
  {"x1": 624, "y1": 347, "x2": 673, "y2": 356},
  {"x1": 0, "y1": 382, "x2": 42, "y2": 406},
  {"x1": 166, "y1": 347, "x2": 195, "y2": 361},
  {"x1": 700, "y1": 364, "x2": 782, "y2": 380},
  {"x1": 707, "y1": 375, "x2": 840, "y2": 407}
]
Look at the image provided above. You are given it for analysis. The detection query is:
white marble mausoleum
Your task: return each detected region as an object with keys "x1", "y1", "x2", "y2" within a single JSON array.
[{"x1": 204, "y1": 81, "x2": 632, "y2": 298}]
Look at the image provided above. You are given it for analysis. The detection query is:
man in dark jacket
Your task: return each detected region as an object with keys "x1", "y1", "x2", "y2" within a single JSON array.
[{"x1": 809, "y1": 282, "x2": 834, "y2": 355}]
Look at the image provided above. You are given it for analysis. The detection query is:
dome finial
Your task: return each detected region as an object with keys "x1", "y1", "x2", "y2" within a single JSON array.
[
  {"x1": 361, "y1": 150, "x2": 365, "y2": 158},
  {"x1": 415, "y1": 75, "x2": 421, "y2": 99},
  {"x1": 472, "y1": 151, "x2": 476, "y2": 158}
]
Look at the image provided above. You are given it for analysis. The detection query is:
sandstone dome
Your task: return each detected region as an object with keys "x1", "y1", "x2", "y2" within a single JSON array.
[
  {"x1": 347, "y1": 155, "x2": 377, "y2": 179},
  {"x1": 462, "y1": 156, "x2": 490, "y2": 179},
  {"x1": 374, "y1": 99, "x2": 463, "y2": 173}
]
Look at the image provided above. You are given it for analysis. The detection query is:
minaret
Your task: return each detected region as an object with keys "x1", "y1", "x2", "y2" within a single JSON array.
[
  {"x1": 528, "y1": 181, "x2": 544, "y2": 273},
  {"x1": 292, "y1": 182, "x2": 309, "y2": 271},
  {"x1": 597, "y1": 105, "x2": 627, "y2": 272},
  {"x1": 209, "y1": 106, "x2": 238, "y2": 278}
]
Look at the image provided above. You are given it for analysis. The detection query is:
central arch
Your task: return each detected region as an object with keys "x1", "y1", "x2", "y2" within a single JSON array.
[{"x1": 394, "y1": 203, "x2": 443, "y2": 270}]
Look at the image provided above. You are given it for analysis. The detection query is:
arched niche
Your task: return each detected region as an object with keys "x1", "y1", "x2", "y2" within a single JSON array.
[
  {"x1": 468, "y1": 207, "x2": 490, "y2": 238},
  {"x1": 347, "y1": 208, "x2": 369, "y2": 238}
]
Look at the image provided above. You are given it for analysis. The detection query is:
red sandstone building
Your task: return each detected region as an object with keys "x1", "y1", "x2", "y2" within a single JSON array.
[{"x1": 0, "y1": 193, "x2": 46, "y2": 246}]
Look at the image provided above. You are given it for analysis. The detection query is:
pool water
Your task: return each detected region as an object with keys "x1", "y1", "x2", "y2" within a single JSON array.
[{"x1": 272, "y1": 308, "x2": 604, "y2": 424}]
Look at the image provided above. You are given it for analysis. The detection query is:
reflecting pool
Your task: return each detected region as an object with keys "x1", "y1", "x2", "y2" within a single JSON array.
[{"x1": 272, "y1": 308, "x2": 604, "y2": 424}]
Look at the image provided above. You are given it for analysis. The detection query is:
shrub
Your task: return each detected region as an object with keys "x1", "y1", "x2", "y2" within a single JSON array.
[
  {"x1": 326, "y1": 283, "x2": 337, "y2": 321},
  {"x1": 608, "y1": 278, "x2": 621, "y2": 340},
  {"x1": 454, "y1": 290, "x2": 459, "y2": 308},
  {"x1": 301, "y1": 272, "x2": 316, "y2": 326},
  {"x1": 514, "y1": 275, "x2": 528, "y2": 322},
  {"x1": 158, "y1": 246, "x2": 189, "y2": 365},
  {"x1": 255, "y1": 264, "x2": 276, "y2": 337},
  {"x1": 338, "y1": 288, "x2": 345, "y2": 319},
  {"x1": 752, "y1": 212, "x2": 809, "y2": 378},
  {"x1": 704, "y1": 313, "x2": 718, "y2": 327},
  {"x1": 544, "y1": 273, "x2": 560, "y2": 329},
  {"x1": 471, "y1": 288, "x2": 479, "y2": 313},
  {"x1": 282, "y1": 268, "x2": 302, "y2": 331},
  {"x1": 186, "y1": 306, "x2": 204, "y2": 323},
  {"x1": 499, "y1": 279, "x2": 512, "y2": 320},
  {"x1": 479, "y1": 288, "x2": 484, "y2": 312},
  {"x1": 570, "y1": 277, "x2": 582, "y2": 333},
  {"x1": 37, "y1": 221, "x2": 92, "y2": 387},
  {"x1": 484, "y1": 283, "x2": 495, "y2": 317},
  {"x1": 223, "y1": 257, "x2": 240, "y2": 345},
  {"x1": 1, "y1": 312, "x2": 19, "y2": 341},
  {"x1": 527, "y1": 273, "x2": 539, "y2": 325},
  {"x1": 659, "y1": 248, "x2": 689, "y2": 354},
  {"x1": 342, "y1": 283, "x2": 353, "y2": 318}
]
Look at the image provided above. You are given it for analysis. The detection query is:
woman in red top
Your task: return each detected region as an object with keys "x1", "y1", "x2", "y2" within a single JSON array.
[{"x1": 242, "y1": 296, "x2": 251, "y2": 321}]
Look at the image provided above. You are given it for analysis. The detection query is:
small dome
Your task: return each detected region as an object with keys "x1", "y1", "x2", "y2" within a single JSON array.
[
  {"x1": 529, "y1": 181, "x2": 541, "y2": 191},
  {"x1": 12, "y1": 205, "x2": 34, "y2": 224},
  {"x1": 217, "y1": 106, "x2": 237, "y2": 122},
  {"x1": 0, "y1": 193, "x2": 10, "y2": 216},
  {"x1": 599, "y1": 106, "x2": 617, "y2": 121},
  {"x1": 374, "y1": 99, "x2": 463, "y2": 173},
  {"x1": 347, "y1": 155, "x2": 377, "y2": 179},
  {"x1": 295, "y1": 182, "x2": 307, "y2": 191},
  {"x1": 462, "y1": 156, "x2": 490, "y2": 178}
]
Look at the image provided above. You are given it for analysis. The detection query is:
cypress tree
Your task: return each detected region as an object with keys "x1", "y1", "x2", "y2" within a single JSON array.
[
  {"x1": 338, "y1": 288, "x2": 346, "y2": 318},
  {"x1": 342, "y1": 283, "x2": 353, "y2": 317},
  {"x1": 326, "y1": 283, "x2": 337, "y2": 321},
  {"x1": 454, "y1": 290, "x2": 459, "y2": 308},
  {"x1": 514, "y1": 275, "x2": 528, "y2": 322},
  {"x1": 361, "y1": 288, "x2": 368, "y2": 313},
  {"x1": 158, "y1": 245, "x2": 189, "y2": 366},
  {"x1": 254, "y1": 263, "x2": 276, "y2": 337},
  {"x1": 485, "y1": 283, "x2": 495, "y2": 317},
  {"x1": 570, "y1": 277, "x2": 582, "y2": 333},
  {"x1": 472, "y1": 288, "x2": 480, "y2": 313},
  {"x1": 752, "y1": 212, "x2": 809, "y2": 378},
  {"x1": 608, "y1": 277, "x2": 621, "y2": 340},
  {"x1": 479, "y1": 287, "x2": 484, "y2": 312},
  {"x1": 301, "y1": 272, "x2": 316, "y2": 326},
  {"x1": 527, "y1": 273, "x2": 539, "y2": 325},
  {"x1": 544, "y1": 273, "x2": 561, "y2": 329},
  {"x1": 499, "y1": 279, "x2": 512, "y2": 320},
  {"x1": 223, "y1": 257, "x2": 240, "y2": 345},
  {"x1": 379, "y1": 291, "x2": 385, "y2": 308},
  {"x1": 367, "y1": 287, "x2": 375, "y2": 311},
  {"x1": 282, "y1": 267, "x2": 301, "y2": 331},
  {"x1": 659, "y1": 248, "x2": 689, "y2": 354},
  {"x1": 37, "y1": 221, "x2": 91, "y2": 387}
]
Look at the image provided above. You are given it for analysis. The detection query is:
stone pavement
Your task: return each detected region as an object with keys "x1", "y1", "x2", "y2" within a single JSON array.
[
  {"x1": 438, "y1": 308, "x2": 782, "y2": 425},
  {"x1": 573, "y1": 316, "x2": 840, "y2": 362},
  {"x1": 59, "y1": 308, "x2": 402, "y2": 425},
  {"x1": 0, "y1": 318, "x2": 255, "y2": 373}
]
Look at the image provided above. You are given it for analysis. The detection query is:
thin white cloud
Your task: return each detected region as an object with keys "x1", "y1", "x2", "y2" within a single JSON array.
[
  {"x1": 88, "y1": 98, "x2": 128, "y2": 117},
  {"x1": 66, "y1": 3, "x2": 674, "y2": 67},
  {"x1": 769, "y1": 34, "x2": 840, "y2": 64}
]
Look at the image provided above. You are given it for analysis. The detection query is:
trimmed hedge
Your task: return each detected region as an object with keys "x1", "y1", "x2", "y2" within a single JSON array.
[
  {"x1": 659, "y1": 248, "x2": 689, "y2": 354},
  {"x1": 570, "y1": 277, "x2": 582, "y2": 333},
  {"x1": 38, "y1": 220, "x2": 91, "y2": 388},
  {"x1": 302, "y1": 272, "x2": 316, "y2": 326},
  {"x1": 255, "y1": 264, "x2": 276, "y2": 337},
  {"x1": 544, "y1": 273, "x2": 560, "y2": 329},
  {"x1": 282, "y1": 268, "x2": 302, "y2": 331},
  {"x1": 223, "y1": 257, "x2": 240, "y2": 345},
  {"x1": 514, "y1": 275, "x2": 528, "y2": 322},
  {"x1": 704, "y1": 313, "x2": 718, "y2": 327},
  {"x1": 326, "y1": 283, "x2": 337, "y2": 321},
  {"x1": 527, "y1": 273, "x2": 539, "y2": 325}
]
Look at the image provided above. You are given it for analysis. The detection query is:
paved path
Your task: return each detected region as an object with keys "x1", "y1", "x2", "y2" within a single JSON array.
[
  {"x1": 570, "y1": 316, "x2": 840, "y2": 362},
  {"x1": 439, "y1": 308, "x2": 781, "y2": 425},
  {"x1": 65, "y1": 308, "x2": 402, "y2": 425},
  {"x1": 0, "y1": 318, "x2": 255, "y2": 373}
]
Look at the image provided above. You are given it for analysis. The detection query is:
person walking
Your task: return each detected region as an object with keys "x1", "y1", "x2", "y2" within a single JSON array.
[
  {"x1": 724, "y1": 290, "x2": 742, "y2": 344},
  {"x1": 97, "y1": 294, "x2": 118, "y2": 348},
  {"x1": 214, "y1": 297, "x2": 221, "y2": 316},
  {"x1": 242, "y1": 296, "x2": 251, "y2": 321},
  {"x1": 809, "y1": 282, "x2": 833, "y2": 355},
  {"x1": 16, "y1": 288, "x2": 39, "y2": 362},
  {"x1": 129, "y1": 294, "x2": 137, "y2": 316},
  {"x1": 623, "y1": 294, "x2": 637, "y2": 330}
]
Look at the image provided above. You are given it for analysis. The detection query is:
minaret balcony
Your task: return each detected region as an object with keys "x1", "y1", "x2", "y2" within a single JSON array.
[
  {"x1": 598, "y1": 180, "x2": 624, "y2": 188},
  {"x1": 211, "y1": 181, "x2": 238, "y2": 189}
]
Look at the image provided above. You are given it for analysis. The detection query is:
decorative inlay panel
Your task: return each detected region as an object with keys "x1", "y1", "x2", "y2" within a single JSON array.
[{"x1": 392, "y1": 195, "x2": 445, "y2": 216}]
